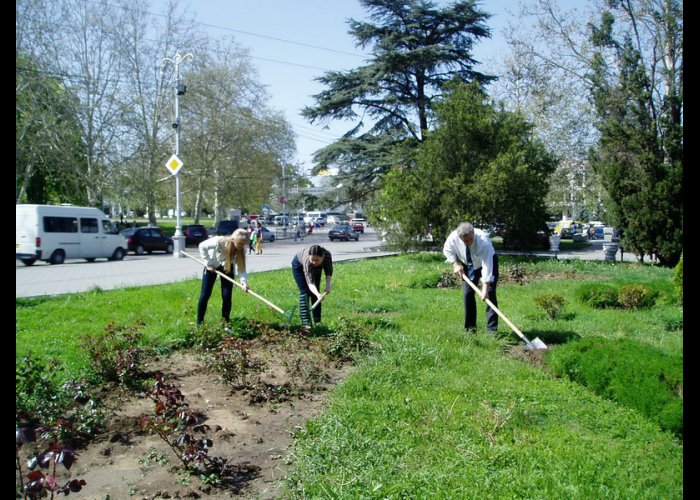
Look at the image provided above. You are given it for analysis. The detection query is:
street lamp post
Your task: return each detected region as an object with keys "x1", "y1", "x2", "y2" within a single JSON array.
[
  {"x1": 162, "y1": 51, "x2": 193, "y2": 258},
  {"x1": 281, "y1": 164, "x2": 287, "y2": 238}
]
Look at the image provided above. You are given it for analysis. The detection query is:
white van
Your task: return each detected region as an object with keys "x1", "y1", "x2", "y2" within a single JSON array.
[
  {"x1": 16, "y1": 204, "x2": 128, "y2": 266},
  {"x1": 304, "y1": 211, "x2": 327, "y2": 226},
  {"x1": 273, "y1": 214, "x2": 290, "y2": 226}
]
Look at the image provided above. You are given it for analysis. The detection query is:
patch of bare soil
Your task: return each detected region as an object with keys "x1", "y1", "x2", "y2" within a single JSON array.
[
  {"x1": 508, "y1": 344, "x2": 549, "y2": 367},
  {"x1": 21, "y1": 331, "x2": 353, "y2": 499}
]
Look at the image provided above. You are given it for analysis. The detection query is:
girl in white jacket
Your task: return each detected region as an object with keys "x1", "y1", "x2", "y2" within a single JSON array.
[{"x1": 196, "y1": 228, "x2": 249, "y2": 325}]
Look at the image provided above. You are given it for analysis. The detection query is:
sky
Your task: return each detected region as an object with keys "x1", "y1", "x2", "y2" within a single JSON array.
[{"x1": 157, "y1": 0, "x2": 518, "y2": 177}]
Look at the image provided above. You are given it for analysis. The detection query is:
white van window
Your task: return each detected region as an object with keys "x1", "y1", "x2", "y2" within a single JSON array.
[
  {"x1": 80, "y1": 218, "x2": 99, "y2": 233},
  {"x1": 44, "y1": 216, "x2": 78, "y2": 233},
  {"x1": 102, "y1": 220, "x2": 119, "y2": 235}
]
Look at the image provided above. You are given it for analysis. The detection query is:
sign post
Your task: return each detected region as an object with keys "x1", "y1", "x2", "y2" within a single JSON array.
[{"x1": 162, "y1": 51, "x2": 193, "y2": 258}]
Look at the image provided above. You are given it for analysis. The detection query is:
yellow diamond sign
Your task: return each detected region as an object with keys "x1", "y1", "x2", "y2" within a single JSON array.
[{"x1": 165, "y1": 154, "x2": 183, "y2": 175}]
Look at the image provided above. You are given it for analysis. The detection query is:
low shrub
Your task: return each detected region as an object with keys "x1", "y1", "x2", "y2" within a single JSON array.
[
  {"x1": 408, "y1": 271, "x2": 442, "y2": 289},
  {"x1": 406, "y1": 252, "x2": 445, "y2": 263},
  {"x1": 673, "y1": 256, "x2": 683, "y2": 305},
  {"x1": 504, "y1": 263, "x2": 528, "y2": 285},
  {"x1": 16, "y1": 353, "x2": 62, "y2": 423},
  {"x1": 227, "y1": 317, "x2": 265, "y2": 340},
  {"x1": 437, "y1": 269, "x2": 459, "y2": 288},
  {"x1": 81, "y1": 320, "x2": 153, "y2": 388},
  {"x1": 534, "y1": 293, "x2": 566, "y2": 319},
  {"x1": 618, "y1": 284, "x2": 658, "y2": 309},
  {"x1": 184, "y1": 321, "x2": 227, "y2": 349},
  {"x1": 546, "y1": 337, "x2": 683, "y2": 437},
  {"x1": 208, "y1": 337, "x2": 266, "y2": 389},
  {"x1": 575, "y1": 283, "x2": 619, "y2": 309},
  {"x1": 16, "y1": 353, "x2": 106, "y2": 446},
  {"x1": 327, "y1": 315, "x2": 372, "y2": 361}
]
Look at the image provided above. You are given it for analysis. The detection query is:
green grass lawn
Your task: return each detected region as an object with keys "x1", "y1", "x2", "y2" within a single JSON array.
[{"x1": 16, "y1": 253, "x2": 683, "y2": 498}]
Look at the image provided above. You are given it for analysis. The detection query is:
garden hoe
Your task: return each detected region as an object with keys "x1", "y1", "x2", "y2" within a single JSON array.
[
  {"x1": 180, "y1": 251, "x2": 296, "y2": 325},
  {"x1": 461, "y1": 274, "x2": 547, "y2": 350}
]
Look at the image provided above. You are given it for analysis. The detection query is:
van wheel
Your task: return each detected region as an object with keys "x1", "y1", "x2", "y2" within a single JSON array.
[
  {"x1": 21, "y1": 257, "x2": 37, "y2": 266},
  {"x1": 269, "y1": 235, "x2": 275, "y2": 242},
  {"x1": 135, "y1": 245, "x2": 145, "y2": 255},
  {"x1": 111, "y1": 248, "x2": 125, "y2": 261},
  {"x1": 49, "y1": 250, "x2": 65, "y2": 265},
  {"x1": 166, "y1": 243, "x2": 174, "y2": 254}
]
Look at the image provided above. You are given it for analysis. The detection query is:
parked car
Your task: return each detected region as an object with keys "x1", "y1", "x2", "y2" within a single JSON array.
[
  {"x1": 350, "y1": 218, "x2": 366, "y2": 233},
  {"x1": 182, "y1": 224, "x2": 209, "y2": 246},
  {"x1": 259, "y1": 226, "x2": 276, "y2": 242},
  {"x1": 588, "y1": 224, "x2": 605, "y2": 240},
  {"x1": 215, "y1": 219, "x2": 239, "y2": 236},
  {"x1": 121, "y1": 227, "x2": 173, "y2": 255},
  {"x1": 326, "y1": 215, "x2": 349, "y2": 225},
  {"x1": 328, "y1": 224, "x2": 360, "y2": 241},
  {"x1": 536, "y1": 227, "x2": 551, "y2": 249}
]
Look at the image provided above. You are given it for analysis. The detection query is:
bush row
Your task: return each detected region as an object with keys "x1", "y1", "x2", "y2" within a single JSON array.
[
  {"x1": 576, "y1": 283, "x2": 661, "y2": 309},
  {"x1": 546, "y1": 337, "x2": 683, "y2": 437}
]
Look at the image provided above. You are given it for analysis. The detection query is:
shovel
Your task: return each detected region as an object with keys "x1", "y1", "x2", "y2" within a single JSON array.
[
  {"x1": 461, "y1": 274, "x2": 547, "y2": 350},
  {"x1": 181, "y1": 251, "x2": 296, "y2": 325}
]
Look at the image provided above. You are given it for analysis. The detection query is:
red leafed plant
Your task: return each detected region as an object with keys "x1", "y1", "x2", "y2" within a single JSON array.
[
  {"x1": 16, "y1": 419, "x2": 87, "y2": 498},
  {"x1": 139, "y1": 373, "x2": 260, "y2": 489}
]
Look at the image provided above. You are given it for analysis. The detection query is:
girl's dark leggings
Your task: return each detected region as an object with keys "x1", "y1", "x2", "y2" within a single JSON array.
[{"x1": 291, "y1": 255, "x2": 321, "y2": 326}]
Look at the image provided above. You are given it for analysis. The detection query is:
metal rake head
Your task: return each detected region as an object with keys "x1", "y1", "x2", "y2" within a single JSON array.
[{"x1": 283, "y1": 304, "x2": 297, "y2": 326}]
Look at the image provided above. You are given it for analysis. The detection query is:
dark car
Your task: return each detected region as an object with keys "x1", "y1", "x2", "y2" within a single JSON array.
[
  {"x1": 215, "y1": 219, "x2": 239, "y2": 236},
  {"x1": 328, "y1": 224, "x2": 360, "y2": 241},
  {"x1": 183, "y1": 224, "x2": 209, "y2": 246},
  {"x1": 120, "y1": 227, "x2": 174, "y2": 255}
]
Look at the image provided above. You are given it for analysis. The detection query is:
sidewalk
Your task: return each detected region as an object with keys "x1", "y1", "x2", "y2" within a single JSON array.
[{"x1": 497, "y1": 239, "x2": 652, "y2": 264}]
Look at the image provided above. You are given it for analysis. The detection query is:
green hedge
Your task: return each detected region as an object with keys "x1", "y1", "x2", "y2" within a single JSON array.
[
  {"x1": 546, "y1": 337, "x2": 683, "y2": 437},
  {"x1": 673, "y1": 257, "x2": 683, "y2": 305},
  {"x1": 575, "y1": 283, "x2": 619, "y2": 308}
]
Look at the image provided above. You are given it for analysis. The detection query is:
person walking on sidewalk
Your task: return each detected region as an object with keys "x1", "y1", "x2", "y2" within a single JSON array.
[
  {"x1": 443, "y1": 221, "x2": 499, "y2": 334},
  {"x1": 254, "y1": 220, "x2": 263, "y2": 255},
  {"x1": 291, "y1": 245, "x2": 333, "y2": 326},
  {"x1": 196, "y1": 228, "x2": 249, "y2": 325},
  {"x1": 246, "y1": 224, "x2": 255, "y2": 255}
]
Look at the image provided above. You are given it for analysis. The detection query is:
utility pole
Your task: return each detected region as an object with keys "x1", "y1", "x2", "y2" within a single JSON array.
[{"x1": 162, "y1": 51, "x2": 193, "y2": 258}]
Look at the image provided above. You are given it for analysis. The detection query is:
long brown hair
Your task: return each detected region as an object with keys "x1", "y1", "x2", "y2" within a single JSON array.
[{"x1": 223, "y1": 228, "x2": 248, "y2": 273}]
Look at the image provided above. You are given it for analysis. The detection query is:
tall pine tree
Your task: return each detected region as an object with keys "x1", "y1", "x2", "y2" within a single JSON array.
[
  {"x1": 302, "y1": 0, "x2": 494, "y2": 201},
  {"x1": 588, "y1": 3, "x2": 682, "y2": 266}
]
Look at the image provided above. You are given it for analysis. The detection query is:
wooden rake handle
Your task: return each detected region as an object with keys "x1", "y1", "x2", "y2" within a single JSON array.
[
  {"x1": 311, "y1": 292, "x2": 327, "y2": 311},
  {"x1": 180, "y1": 251, "x2": 285, "y2": 315},
  {"x1": 460, "y1": 274, "x2": 534, "y2": 348}
]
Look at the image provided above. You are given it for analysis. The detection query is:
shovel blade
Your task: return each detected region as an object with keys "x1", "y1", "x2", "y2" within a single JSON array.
[{"x1": 524, "y1": 337, "x2": 548, "y2": 350}]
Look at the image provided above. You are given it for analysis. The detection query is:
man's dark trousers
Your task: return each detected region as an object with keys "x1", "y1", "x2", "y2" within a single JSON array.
[{"x1": 461, "y1": 254, "x2": 499, "y2": 332}]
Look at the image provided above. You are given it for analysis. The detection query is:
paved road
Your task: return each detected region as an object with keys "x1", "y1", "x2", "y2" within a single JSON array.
[
  {"x1": 16, "y1": 228, "x2": 646, "y2": 298},
  {"x1": 15, "y1": 227, "x2": 396, "y2": 298}
]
